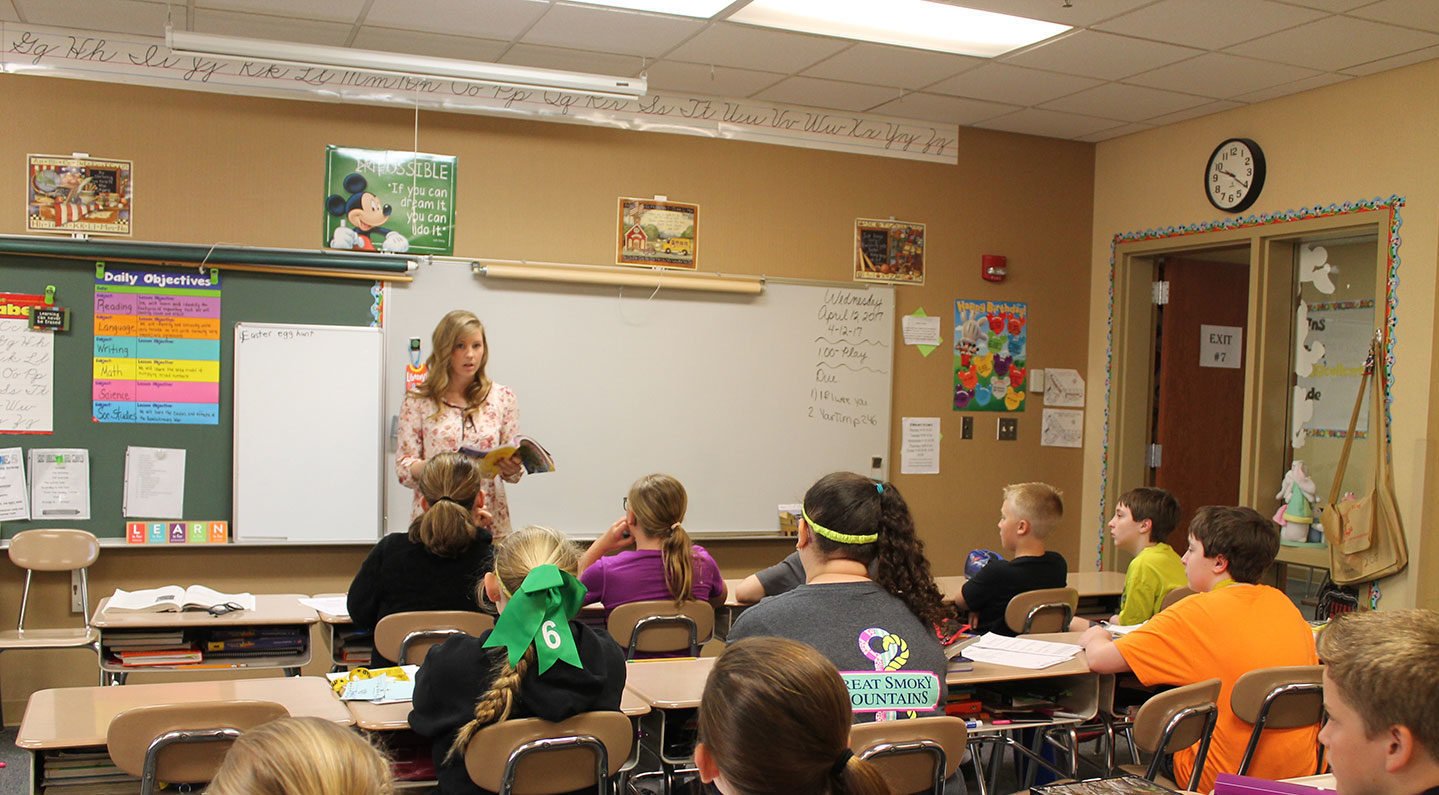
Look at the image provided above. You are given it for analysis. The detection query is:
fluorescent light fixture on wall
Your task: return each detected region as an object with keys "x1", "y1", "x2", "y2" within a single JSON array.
[
  {"x1": 728, "y1": 0, "x2": 1070, "y2": 58},
  {"x1": 165, "y1": 29, "x2": 646, "y2": 98},
  {"x1": 474, "y1": 260, "x2": 764, "y2": 295}
]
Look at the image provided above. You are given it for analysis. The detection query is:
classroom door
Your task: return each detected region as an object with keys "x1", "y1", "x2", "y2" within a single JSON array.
[{"x1": 1151, "y1": 255, "x2": 1250, "y2": 551}]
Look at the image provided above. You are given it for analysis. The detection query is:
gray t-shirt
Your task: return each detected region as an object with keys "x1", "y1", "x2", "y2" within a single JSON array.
[
  {"x1": 728, "y1": 580, "x2": 949, "y2": 722},
  {"x1": 754, "y1": 551, "x2": 806, "y2": 596}
]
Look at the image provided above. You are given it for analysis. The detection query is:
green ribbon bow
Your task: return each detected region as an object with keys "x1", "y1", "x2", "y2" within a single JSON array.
[{"x1": 482, "y1": 564, "x2": 587, "y2": 674}]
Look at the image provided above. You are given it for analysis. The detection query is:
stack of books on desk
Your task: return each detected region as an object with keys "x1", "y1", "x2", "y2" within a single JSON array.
[
  {"x1": 102, "y1": 630, "x2": 203, "y2": 667},
  {"x1": 204, "y1": 626, "x2": 307, "y2": 660},
  {"x1": 336, "y1": 628, "x2": 374, "y2": 665},
  {"x1": 40, "y1": 749, "x2": 141, "y2": 793}
]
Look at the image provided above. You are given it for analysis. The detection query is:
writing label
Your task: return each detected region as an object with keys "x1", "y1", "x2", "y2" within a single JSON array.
[
  {"x1": 1200, "y1": 324, "x2": 1243, "y2": 369},
  {"x1": 839, "y1": 671, "x2": 940, "y2": 713}
]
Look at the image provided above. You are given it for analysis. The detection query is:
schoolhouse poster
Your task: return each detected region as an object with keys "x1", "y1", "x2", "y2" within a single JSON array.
[
  {"x1": 323, "y1": 146, "x2": 457, "y2": 256},
  {"x1": 954, "y1": 299, "x2": 1027, "y2": 412}
]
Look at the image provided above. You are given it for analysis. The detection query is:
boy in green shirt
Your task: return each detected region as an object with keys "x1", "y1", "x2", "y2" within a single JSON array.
[{"x1": 1071, "y1": 487, "x2": 1188, "y2": 629}]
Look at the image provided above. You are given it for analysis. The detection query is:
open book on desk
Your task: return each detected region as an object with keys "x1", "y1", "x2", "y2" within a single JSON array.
[
  {"x1": 460, "y1": 435, "x2": 555, "y2": 477},
  {"x1": 103, "y1": 585, "x2": 257, "y2": 614}
]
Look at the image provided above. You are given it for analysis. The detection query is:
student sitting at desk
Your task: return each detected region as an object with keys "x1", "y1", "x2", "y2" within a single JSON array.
[
  {"x1": 952, "y1": 482, "x2": 1067, "y2": 636},
  {"x1": 1080, "y1": 505, "x2": 1319, "y2": 792},
  {"x1": 209, "y1": 716, "x2": 395, "y2": 795},
  {"x1": 727, "y1": 472, "x2": 953, "y2": 722},
  {"x1": 733, "y1": 551, "x2": 805, "y2": 603},
  {"x1": 1317, "y1": 609, "x2": 1439, "y2": 795},
  {"x1": 578, "y1": 473, "x2": 727, "y2": 628},
  {"x1": 410, "y1": 526, "x2": 626, "y2": 795},
  {"x1": 349, "y1": 452, "x2": 494, "y2": 668},
  {"x1": 1070, "y1": 486, "x2": 1187, "y2": 630}
]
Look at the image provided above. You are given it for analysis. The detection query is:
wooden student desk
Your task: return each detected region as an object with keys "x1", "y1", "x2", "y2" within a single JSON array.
[
  {"x1": 91, "y1": 593, "x2": 319, "y2": 683},
  {"x1": 311, "y1": 592, "x2": 372, "y2": 670}
]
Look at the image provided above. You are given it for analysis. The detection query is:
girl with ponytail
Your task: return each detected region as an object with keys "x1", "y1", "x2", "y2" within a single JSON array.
[
  {"x1": 409, "y1": 526, "x2": 627, "y2": 795},
  {"x1": 578, "y1": 474, "x2": 727, "y2": 650},
  {"x1": 728, "y1": 473, "x2": 955, "y2": 725},
  {"x1": 348, "y1": 452, "x2": 495, "y2": 667},
  {"x1": 696, "y1": 637, "x2": 892, "y2": 795}
]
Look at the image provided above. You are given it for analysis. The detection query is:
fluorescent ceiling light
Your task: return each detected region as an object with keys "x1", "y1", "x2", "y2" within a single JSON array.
[
  {"x1": 728, "y1": 0, "x2": 1070, "y2": 58},
  {"x1": 566, "y1": 0, "x2": 735, "y2": 17},
  {"x1": 165, "y1": 29, "x2": 646, "y2": 98}
]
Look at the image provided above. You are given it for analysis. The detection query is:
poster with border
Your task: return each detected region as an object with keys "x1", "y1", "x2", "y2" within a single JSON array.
[
  {"x1": 954, "y1": 299, "x2": 1027, "y2": 412},
  {"x1": 617, "y1": 197, "x2": 698, "y2": 269},
  {"x1": 26, "y1": 154, "x2": 132, "y2": 236},
  {"x1": 323, "y1": 146, "x2": 457, "y2": 256},
  {"x1": 854, "y1": 218, "x2": 925, "y2": 284}
]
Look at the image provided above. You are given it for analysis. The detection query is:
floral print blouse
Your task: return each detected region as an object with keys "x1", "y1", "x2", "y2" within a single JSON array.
[{"x1": 395, "y1": 384, "x2": 521, "y2": 538}]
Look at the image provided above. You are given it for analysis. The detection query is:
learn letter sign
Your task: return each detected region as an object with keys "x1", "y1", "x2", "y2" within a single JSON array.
[{"x1": 1200, "y1": 324, "x2": 1242, "y2": 369}]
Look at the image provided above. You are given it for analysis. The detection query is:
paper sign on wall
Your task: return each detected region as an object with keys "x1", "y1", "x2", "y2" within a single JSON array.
[{"x1": 1200, "y1": 325, "x2": 1242, "y2": 369}]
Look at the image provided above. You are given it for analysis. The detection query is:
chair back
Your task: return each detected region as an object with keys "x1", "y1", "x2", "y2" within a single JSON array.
[
  {"x1": 1004, "y1": 587, "x2": 1079, "y2": 634},
  {"x1": 606, "y1": 600, "x2": 714, "y2": 658},
  {"x1": 1160, "y1": 586, "x2": 1196, "y2": 611},
  {"x1": 106, "y1": 700, "x2": 289, "y2": 794},
  {"x1": 464, "y1": 711, "x2": 634, "y2": 795},
  {"x1": 9, "y1": 529, "x2": 99, "y2": 570},
  {"x1": 1231, "y1": 665, "x2": 1324, "y2": 775},
  {"x1": 850, "y1": 715, "x2": 968, "y2": 795},
  {"x1": 1132, "y1": 677, "x2": 1221, "y2": 790},
  {"x1": 374, "y1": 610, "x2": 495, "y2": 665}
]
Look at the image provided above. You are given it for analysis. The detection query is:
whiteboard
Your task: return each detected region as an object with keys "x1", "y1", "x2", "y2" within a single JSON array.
[
  {"x1": 233, "y1": 323, "x2": 384, "y2": 543},
  {"x1": 383, "y1": 261, "x2": 893, "y2": 537}
]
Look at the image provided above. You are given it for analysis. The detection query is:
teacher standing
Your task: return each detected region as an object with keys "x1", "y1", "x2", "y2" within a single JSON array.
[{"x1": 396, "y1": 310, "x2": 523, "y2": 538}]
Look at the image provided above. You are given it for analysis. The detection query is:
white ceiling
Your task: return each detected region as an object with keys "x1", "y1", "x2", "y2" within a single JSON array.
[{"x1": 6, "y1": 0, "x2": 1439, "y2": 142}]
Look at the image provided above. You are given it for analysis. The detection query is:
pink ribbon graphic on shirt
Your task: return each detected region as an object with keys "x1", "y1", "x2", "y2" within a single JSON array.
[{"x1": 858, "y1": 626, "x2": 912, "y2": 721}]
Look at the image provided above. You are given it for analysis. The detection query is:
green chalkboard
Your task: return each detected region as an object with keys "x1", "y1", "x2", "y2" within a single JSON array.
[{"x1": 0, "y1": 254, "x2": 378, "y2": 540}]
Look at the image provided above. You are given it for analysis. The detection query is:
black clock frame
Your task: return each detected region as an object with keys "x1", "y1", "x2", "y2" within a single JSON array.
[{"x1": 1204, "y1": 137, "x2": 1266, "y2": 213}]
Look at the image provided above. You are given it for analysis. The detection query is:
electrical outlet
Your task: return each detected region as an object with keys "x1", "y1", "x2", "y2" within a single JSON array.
[
  {"x1": 71, "y1": 570, "x2": 84, "y2": 613},
  {"x1": 961, "y1": 416, "x2": 973, "y2": 439},
  {"x1": 871, "y1": 456, "x2": 883, "y2": 469},
  {"x1": 997, "y1": 417, "x2": 1019, "y2": 441}
]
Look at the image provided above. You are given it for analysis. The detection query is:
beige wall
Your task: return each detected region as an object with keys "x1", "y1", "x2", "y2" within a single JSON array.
[
  {"x1": 1088, "y1": 60, "x2": 1439, "y2": 610},
  {"x1": 0, "y1": 74, "x2": 1095, "y2": 717}
]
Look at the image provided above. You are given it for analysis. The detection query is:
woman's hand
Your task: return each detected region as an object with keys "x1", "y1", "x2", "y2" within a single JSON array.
[
  {"x1": 408, "y1": 459, "x2": 426, "y2": 481},
  {"x1": 496, "y1": 455, "x2": 523, "y2": 481}
]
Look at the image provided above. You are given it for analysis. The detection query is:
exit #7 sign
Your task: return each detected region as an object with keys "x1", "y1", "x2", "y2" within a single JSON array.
[{"x1": 1200, "y1": 324, "x2": 1242, "y2": 369}]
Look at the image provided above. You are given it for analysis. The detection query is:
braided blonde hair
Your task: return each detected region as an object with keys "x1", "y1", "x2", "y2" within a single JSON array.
[
  {"x1": 445, "y1": 525, "x2": 580, "y2": 762},
  {"x1": 627, "y1": 473, "x2": 693, "y2": 606}
]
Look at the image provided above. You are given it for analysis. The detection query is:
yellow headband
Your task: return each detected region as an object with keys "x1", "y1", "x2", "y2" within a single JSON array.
[{"x1": 803, "y1": 507, "x2": 879, "y2": 545}]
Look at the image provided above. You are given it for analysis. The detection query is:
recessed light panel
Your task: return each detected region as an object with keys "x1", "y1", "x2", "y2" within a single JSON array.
[
  {"x1": 564, "y1": 0, "x2": 736, "y2": 18},
  {"x1": 728, "y1": 0, "x2": 1070, "y2": 57}
]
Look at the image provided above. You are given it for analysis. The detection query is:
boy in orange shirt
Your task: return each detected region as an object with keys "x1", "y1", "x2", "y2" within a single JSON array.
[{"x1": 1080, "y1": 505, "x2": 1318, "y2": 792}]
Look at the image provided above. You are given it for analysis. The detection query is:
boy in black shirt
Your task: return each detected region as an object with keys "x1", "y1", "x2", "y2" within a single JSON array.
[{"x1": 953, "y1": 481, "x2": 1067, "y2": 636}]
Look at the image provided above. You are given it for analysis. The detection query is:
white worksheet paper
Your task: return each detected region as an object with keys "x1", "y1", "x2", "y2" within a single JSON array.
[
  {"x1": 0, "y1": 447, "x2": 30, "y2": 521},
  {"x1": 298, "y1": 595, "x2": 350, "y2": 617},
  {"x1": 902, "y1": 315, "x2": 941, "y2": 346},
  {"x1": 900, "y1": 417, "x2": 941, "y2": 475},
  {"x1": 27, "y1": 448, "x2": 90, "y2": 520},
  {"x1": 123, "y1": 446, "x2": 186, "y2": 518},
  {"x1": 0, "y1": 319, "x2": 54, "y2": 433},
  {"x1": 962, "y1": 632, "x2": 1082, "y2": 670}
]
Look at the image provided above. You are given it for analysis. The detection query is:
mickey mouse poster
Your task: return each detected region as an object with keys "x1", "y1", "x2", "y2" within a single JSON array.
[{"x1": 323, "y1": 146, "x2": 457, "y2": 256}]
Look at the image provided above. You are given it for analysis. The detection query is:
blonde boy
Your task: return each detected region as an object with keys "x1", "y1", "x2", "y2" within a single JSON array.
[
  {"x1": 1317, "y1": 609, "x2": 1439, "y2": 795},
  {"x1": 1071, "y1": 486, "x2": 1188, "y2": 630},
  {"x1": 953, "y1": 482, "x2": 1067, "y2": 636}
]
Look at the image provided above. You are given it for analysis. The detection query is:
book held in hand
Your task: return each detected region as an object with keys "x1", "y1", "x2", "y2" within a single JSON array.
[
  {"x1": 460, "y1": 435, "x2": 556, "y2": 476},
  {"x1": 103, "y1": 585, "x2": 257, "y2": 614}
]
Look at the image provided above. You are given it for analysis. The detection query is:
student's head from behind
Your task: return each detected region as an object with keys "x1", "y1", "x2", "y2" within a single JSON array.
[
  {"x1": 482, "y1": 524, "x2": 581, "y2": 609},
  {"x1": 626, "y1": 473, "x2": 695, "y2": 605},
  {"x1": 998, "y1": 482, "x2": 1063, "y2": 550},
  {"x1": 801, "y1": 472, "x2": 954, "y2": 633},
  {"x1": 1181, "y1": 505, "x2": 1278, "y2": 589},
  {"x1": 1112, "y1": 487, "x2": 1180, "y2": 552},
  {"x1": 696, "y1": 637, "x2": 891, "y2": 795},
  {"x1": 207, "y1": 716, "x2": 394, "y2": 795},
  {"x1": 1317, "y1": 609, "x2": 1439, "y2": 795},
  {"x1": 417, "y1": 309, "x2": 490, "y2": 403},
  {"x1": 410, "y1": 452, "x2": 484, "y2": 557}
]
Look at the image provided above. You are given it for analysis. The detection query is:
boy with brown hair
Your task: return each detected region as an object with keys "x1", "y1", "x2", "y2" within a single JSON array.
[
  {"x1": 1080, "y1": 505, "x2": 1318, "y2": 792},
  {"x1": 1071, "y1": 486, "x2": 1188, "y2": 630},
  {"x1": 952, "y1": 482, "x2": 1067, "y2": 636},
  {"x1": 1318, "y1": 609, "x2": 1439, "y2": 795}
]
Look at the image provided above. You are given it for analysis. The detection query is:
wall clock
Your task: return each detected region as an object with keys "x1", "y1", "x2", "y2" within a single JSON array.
[{"x1": 1205, "y1": 138, "x2": 1265, "y2": 213}]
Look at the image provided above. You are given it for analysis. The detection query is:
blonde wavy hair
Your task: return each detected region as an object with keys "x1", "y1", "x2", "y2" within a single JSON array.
[
  {"x1": 207, "y1": 716, "x2": 394, "y2": 795},
  {"x1": 409, "y1": 452, "x2": 483, "y2": 557},
  {"x1": 411, "y1": 309, "x2": 491, "y2": 418}
]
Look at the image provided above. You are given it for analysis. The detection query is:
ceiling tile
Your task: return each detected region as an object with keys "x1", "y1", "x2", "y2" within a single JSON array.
[
  {"x1": 365, "y1": 0, "x2": 548, "y2": 40},
  {"x1": 192, "y1": 8, "x2": 353, "y2": 44},
  {"x1": 1225, "y1": 15, "x2": 1439, "y2": 70},
  {"x1": 938, "y1": 0, "x2": 1156, "y2": 27},
  {"x1": 1139, "y1": 99, "x2": 1245, "y2": 126},
  {"x1": 1078, "y1": 121, "x2": 1155, "y2": 142},
  {"x1": 195, "y1": 0, "x2": 367, "y2": 22},
  {"x1": 1228, "y1": 71, "x2": 1350, "y2": 101},
  {"x1": 668, "y1": 22, "x2": 847, "y2": 73},
  {"x1": 1347, "y1": 0, "x2": 1439, "y2": 34},
  {"x1": 1001, "y1": 31, "x2": 1205, "y2": 80},
  {"x1": 351, "y1": 27, "x2": 510, "y2": 62},
  {"x1": 1268, "y1": 0, "x2": 1375, "y2": 10},
  {"x1": 15, "y1": 0, "x2": 167, "y2": 35},
  {"x1": 801, "y1": 43, "x2": 978, "y2": 90},
  {"x1": 498, "y1": 42, "x2": 645, "y2": 75},
  {"x1": 927, "y1": 63, "x2": 1103, "y2": 105},
  {"x1": 1093, "y1": 0, "x2": 1325, "y2": 50},
  {"x1": 753, "y1": 75, "x2": 912, "y2": 113},
  {"x1": 643, "y1": 60, "x2": 784, "y2": 97},
  {"x1": 973, "y1": 108, "x2": 1120, "y2": 139},
  {"x1": 868, "y1": 92, "x2": 1020, "y2": 125},
  {"x1": 1040, "y1": 83, "x2": 1210, "y2": 122},
  {"x1": 1341, "y1": 42, "x2": 1439, "y2": 75},
  {"x1": 1126, "y1": 53, "x2": 1321, "y2": 98},
  {"x1": 520, "y1": 4, "x2": 704, "y2": 57}
]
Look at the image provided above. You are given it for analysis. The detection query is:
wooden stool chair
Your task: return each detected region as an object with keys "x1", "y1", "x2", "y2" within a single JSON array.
[
  {"x1": 1230, "y1": 665, "x2": 1324, "y2": 776},
  {"x1": 851, "y1": 715, "x2": 969, "y2": 795},
  {"x1": 1116, "y1": 677, "x2": 1221, "y2": 791},
  {"x1": 106, "y1": 700, "x2": 289, "y2": 795},
  {"x1": 607, "y1": 600, "x2": 714, "y2": 659},
  {"x1": 1005, "y1": 587, "x2": 1079, "y2": 634},
  {"x1": 374, "y1": 610, "x2": 495, "y2": 665},
  {"x1": 464, "y1": 711, "x2": 634, "y2": 795}
]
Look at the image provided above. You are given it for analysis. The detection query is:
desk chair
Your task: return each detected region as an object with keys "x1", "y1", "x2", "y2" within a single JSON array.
[
  {"x1": 607, "y1": 600, "x2": 714, "y2": 659},
  {"x1": 1160, "y1": 587, "x2": 1196, "y2": 611},
  {"x1": 1115, "y1": 677, "x2": 1220, "y2": 791},
  {"x1": 1230, "y1": 665, "x2": 1325, "y2": 776},
  {"x1": 374, "y1": 610, "x2": 495, "y2": 665},
  {"x1": 106, "y1": 699, "x2": 289, "y2": 795},
  {"x1": 1004, "y1": 587, "x2": 1079, "y2": 634},
  {"x1": 463, "y1": 711, "x2": 634, "y2": 795},
  {"x1": 851, "y1": 715, "x2": 969, "y2": 795},
  {"x1": 0, "y1": 528, "x2": 101, "y2": 724}
]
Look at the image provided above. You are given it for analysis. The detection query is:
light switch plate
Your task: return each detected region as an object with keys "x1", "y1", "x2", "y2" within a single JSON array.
[
  {"x1": 1030, "y1": 369, "x2": 1045, "y2": 393},
  {"x1": 961, "y1": 416, "x2": 973, "y2": 439},
  {"x1": 997, "y1": 417, "x2": 1018, "y2": 441}
]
